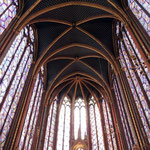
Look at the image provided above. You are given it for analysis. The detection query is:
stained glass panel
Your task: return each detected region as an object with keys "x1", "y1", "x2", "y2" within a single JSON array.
[
  {"x1": 56, "y1": 96, "x2": 71, "y2": 150},
  {"x1": 113, "y1": 77, "x2": 135, "y2": 149},
  {"x1": 128, "y1": 0, "x2": 150, "y2": 35},
  {"x1": 19, "y1": 67, "x2": 44, "y2": 149},
  {"x1": 0, "y1": 25, "x2": 34, "y2": 148},
  {"x1": 44, "y1": 99, "x2": 57, "y2": 150},
  {"x1": 89, "y1": 97, "x2": 105, "y2": 150},
  {"x1": 116, "y1": 22, "x2": 150, "y2": 143},
  {"x1": 102, "y1": 99, "x2": 118, "y2": 150},
  {"x1": 0, "y1": 0, "x2": 18, "y2": 35},
  {"x1": 74, "y1": 98, "x2": 87, "y2": 140}
]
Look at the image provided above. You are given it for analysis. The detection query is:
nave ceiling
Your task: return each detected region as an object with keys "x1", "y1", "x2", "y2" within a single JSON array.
[{"x1": 19, "y1": 0, "x2": 126, "y2": 103}]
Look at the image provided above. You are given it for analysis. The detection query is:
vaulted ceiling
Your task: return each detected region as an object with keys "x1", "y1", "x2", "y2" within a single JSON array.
[{"x1": 21, "y1": 0, "x2": 125, "y2": 103}]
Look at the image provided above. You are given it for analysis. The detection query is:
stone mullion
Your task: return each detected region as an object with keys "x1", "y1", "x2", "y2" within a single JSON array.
[
  {"x1": 134, "y1": 0, "x2": 150, "y2": 17},
  {"x1": 109, "y1": 102, "x2": 123, "y2": 150},
  {"x1": 0, "y1": 52, "x2": 30, "y2": 136},
  {"x1": 0, "y1": 3, "x2": 13, "y2": 18},
  {"x1": 115, "y1": 74, "x2": 138, "y2": 147},
  {"x1": 111, "y1": 84, "x2": 128, "y2": 150},
  {"x1": 31, "y1": 90, "x2": 47, "y2": 150},
  {"x1": 20, "y1": 77, "x2": 40, "y2": 149},
  {"x1": 70, "y1": 100, "x2": 74, "y2": 148},
  {"x1": 119, "y1": 69, "x2": 146, "y2": 149},
  {"x1": 123, "y1": 29, "x2": 150, "y2": 82},
  {"x1": 104, "y1": 101, "x2": 115, "y2": 150},
  {"x1": 115, "y1": 77, "x2": 135, "y2": 146},
  {"x1": 53, "y1": 101, "x2": 60, "y2": 150},
  {"x1": 62, "y1": 105, "x2": 66, "y2": 150},
  {"x1": 100, "y1": 101, "x2": 109, "y2": 150},
  {"x1": 87, "y1": 103, "x2": 92, "y2": 150},
  {"x1": 0, "y1": 44, "x2": 27, "y2": 111},
  {"x1": 26, "y1": 81, "x2": 43, "y2": 148},
  {"x1": 94, "y1": 104, "x2": 100, "y2": 150},
  {"x1": 124, "y1": 8, "x2": 150, "y2": 56},
  {"x1": 47, "y1": 102, "x2": 55, "y2": 150},
  {"x1": 121, "y1": 42, "x2": 150, "y2": 126},
  {"x1": 0, "y1": 36, "x2": 24, "y2": 83},
  {"x1": 122, "y1": 40, "x2": 150, "y2": 108},
  {"x1": 37, "y1": 105, "x2": 48, "y2": 150},
  {"x1": 3, "y1": 63, "x2": 34, "y2": 150},
  {"x1": 113, "y1": 78, "x2": 133, "y2": 148}
]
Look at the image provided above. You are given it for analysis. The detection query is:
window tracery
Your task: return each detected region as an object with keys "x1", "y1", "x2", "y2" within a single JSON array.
[
  {"x1": 44, "y1": 97, "x2": 57, "y2": 150},
  {"x1": 102, "y1": 99, "x2": 118, "y2": 150},
  {"x1": 116, "y1": 22, "x2": 150, "y2": 143},
  {"x1": 111, "y1": 70, "x2": 135, "y2": 149},
  {"x1": 74, "y1": 97, "x2": 87, "y2": 140},
  {"x1": 128, "y1": 0, "x2": 150, "y2": 35},
  {"x1": 0, "y1": 0, "x2": 18, "y2": 35},
  {"x1": 89, "y1": 96, "x2": 105, "y2": 150},
  {"x1": 56, "y1": 96, "x2": 71, "y2": 150},
  {"x1": 0, "y1": 25, "x2": 34, "y2": 148},
  {"x1": 19, "y1": 67, "x2": 44, "y2": 149}
]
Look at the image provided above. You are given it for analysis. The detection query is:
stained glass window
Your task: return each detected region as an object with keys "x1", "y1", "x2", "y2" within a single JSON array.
[
  {"x1": 0, "y1": 0, "x2": 18, "y2": 35},
  {"x1": 56, "y1": 96, "x2": 71, "y2": 150},
  {"x1": 19, "y1": 67, "x2": 44, "y2": 150},
  {"x1": 102, "y1": 99, "x2": 118, "y2": 150},
  {"x1": 44, "y1": 98, "x2": 57, "y2": 150},
  {"x1": 0, "y1": 25, "x2": 34, "y2": 148},
  {"x1": 89, "y1": 96, "x2": 105, "y2": 150},
  {"x1": 74, "y1": 97, "x2": 87, "y2": 140},
  {"x1": 112, "y1": 71, "x2": 135, "y2": 149},
  {"x1": 128, "y1": 0, "x2": 150, "y2": 35},
  {"x1": 116, "y1": 23, "x2": 150, "y2": 143}
]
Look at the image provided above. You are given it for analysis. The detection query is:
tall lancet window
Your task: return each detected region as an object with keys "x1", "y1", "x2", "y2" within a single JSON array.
[
  {"x1": 56, "y1": 96, "x2": 71, "y2": 150},
  {"x1": 44, "y1": 97, "x2": 57, "y2": 150},
  {"x1": 74, "y1": 97, "x2": 87, "y2": 140},
  {"x1": 19, "y1": 66, "x2": 44, "y2": 150},
  {"x1": 116, "y1": 23, "x2": 150, "y2": 143},
  {"x1": 89, "y1": 96, "x2": 105, "y2": 150},
  {"x1": 102, "y1": 99, "x2": 118, "y2": 150},
  {"x1": 128, "y1": 0, "x2": 150, "y2": 35},
  {"x1": 0, "y1": 0, "x2": 18, "y2": 35},
  {"x1": 0, "y1": 25, "x2": 34, "y2": 148},
  {"x1": 112, "y1": 71, "x2": 135, "y2": 149}
]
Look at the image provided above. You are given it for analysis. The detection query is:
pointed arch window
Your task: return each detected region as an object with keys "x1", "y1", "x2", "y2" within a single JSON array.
[
  {"x1": 116, "y1": 23, "x2": 150, "y2": 143},
  {"x1": 0, "y1": 0, "x2": 18, "y2": 35},
  {"x1": 89, "y1": 96, "x2": 105, "y2": 150},
  {"x1": 0, "y1": 25, "x2": 35, "y2": 148},
  {"x1": 44, "y1": 97, "x2": 58, "y2": 150},
  {"x1": 74, "y1": 97, "x2": 87, "y2": 140},
  {"x1": 56, "y1": 96, "x2": 71, "y2": 150},
  {"x1": 128, "y1": 0, "x2": 150, "y2": 35},
  {"x1": 102, "y1": 99, "x2": 118, "y2": 150},
  {"x1": 19, "y1": 66, "x2": 44, "y2": 150},
  {"x1": 111, "y1": 70, "x2": 135, "y2": 149}
]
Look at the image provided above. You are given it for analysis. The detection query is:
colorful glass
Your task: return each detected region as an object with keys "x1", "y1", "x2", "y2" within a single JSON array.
[
  {"x1": 19, "y1": 67, "x2": 44, "y2": 149},
  {"x1": 117, "y1": 23, "x2": 150, "y2": 142},
  {"x1": 0, "y1": 25, "x2": 34, "y2": 148},
  {"x1": 56, "y1": 96, "x2": 71, "y2": 150},
  {"x1": 102, "y1": 99, "x2": 118, "y2": 150},
  {"x1": 128, "y1": 0, "x2": 150, "y2": 35},
  {"x1": 113, "y1": 76, "x2": 135, "y2": 149},
  {"x1": 44, "y1": 98, "x2": 57, "y2": 150},
  {"x1": 0, "y1": 0, "x2": 18, "y2": 35},
  {"x1": 74, "y1": 97, "x2": 87, "y2": 140},
  {"x1": 89, "y1": 96, "x2": 105, "y2": 150}
]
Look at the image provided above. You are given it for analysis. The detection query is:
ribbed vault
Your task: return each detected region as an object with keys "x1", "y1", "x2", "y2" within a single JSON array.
[{"x1": 20, "y1": 0, "x2": 126, "y2": 103}]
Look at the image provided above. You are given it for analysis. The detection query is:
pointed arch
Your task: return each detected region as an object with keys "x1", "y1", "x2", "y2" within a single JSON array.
[{"x1": 0, "y1": 25, "x2": 35, "y2": 148}]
